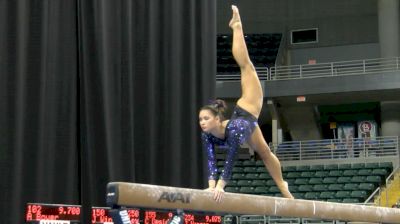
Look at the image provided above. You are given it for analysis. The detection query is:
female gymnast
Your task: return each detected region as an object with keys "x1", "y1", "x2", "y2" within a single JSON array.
[{"x1": 199, "y1": 5, "x2": 293, "y2": 202}]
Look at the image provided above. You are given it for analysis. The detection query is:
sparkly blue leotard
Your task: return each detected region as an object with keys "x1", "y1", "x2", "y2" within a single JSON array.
[{"x1": 202, "y1": 106, "x2": 258, "y2": 181}]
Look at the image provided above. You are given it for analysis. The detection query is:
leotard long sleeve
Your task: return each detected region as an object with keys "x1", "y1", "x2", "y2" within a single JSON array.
[{"x1": 202, "y1": 106, "x2": 258, "y2": 182}]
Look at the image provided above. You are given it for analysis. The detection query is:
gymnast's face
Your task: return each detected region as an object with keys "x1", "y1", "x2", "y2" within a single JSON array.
[{"x1": 199, "y1": 109, "x2": 220, "y2": 133}]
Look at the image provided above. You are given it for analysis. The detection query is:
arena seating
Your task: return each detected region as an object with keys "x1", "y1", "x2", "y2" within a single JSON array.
[
  {"x1": 217, "y1": 33, "x2": 282, "y2": 74},
  {"x1": 220, "y1": 160, "x2": 393, "y2": 203}
]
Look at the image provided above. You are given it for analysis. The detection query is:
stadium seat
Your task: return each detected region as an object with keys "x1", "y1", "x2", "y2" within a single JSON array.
[
  {"x1": 232, "y1": 173, "x2": 246, "y2": 180},
  {"x1": 225, "y1": 186, "x2": 240, "y2": 193},
  {"x1": 243, "y1": 167, "x2": 258, "y2": 173},
  {"x1": 226, "y1": 180, "x2": 238, "y2": 187},
  {"x1": 337, "y1": 176, "x2": 352, "y2": 183},
  {"x1": 327, "y1": 198, "x2": 342, "y2": 203},
  {"x1": 313, "y1": 184, "x2": 328, "y2": 192},
  {"x1": 343, "y1": 169, "x2": 358, "y2": 176},
  {"x1": 254, "y1": 186, "x2": 269, "y2": 194},
  {"x1": 287, "y1": 172, "x2": 302, "y2": 178},
  {"x1": 237, "y1": 180, "x2": 253, "y2": 186},
  {"x1": 357, "y1": 169, "x2": 372, "y2": 176},
  {"x1": 342, "y1": 198, "x2": 360, "y2": 203},
  {"x1": 217, "y1": 161, "x2": 225, "y2": 167},
  {"x1": 351, "y1": 190, "x2": 367, "y2": 199},
  {"x1": 269, "y1": 186, "x2": 281, "y2": 193},
  {"x1": 256, "y1": 166, "x2": 268, "y2": 173},
  {"x1": 372, "y1": 168, "x2": 388, "y2": 176},
  {"x1": 319, "y1": 191, "x2": 336, "y2": 199},
  {"x1": 240, "y1": 186, "x2": 255, "y2": 194},
  {"x1": 301, "y1": 171, "x2": 315, "y2": 178},
  {"x1": 289, "y1": 185, "x2": 299, "y2": 192},
  {"x1": 344, "y1": 183, "x2": 359, "y2": 191},
  {"x1": 262, "y1": 192, "x2": 275, "y2": 196},
  {"x1": 259, "y1": 173, "x2": 272, "y2": 180},
  {"x1": 252, "y1": 179, "x2": 267, "y2": 186},
  {"x1": 245, "y1": 173, "x2": 259, "y2": 179},
  {"x1": 232, "y1": 167, "x2": 244, "y2": 173},
  {"x1": 266, "y1": 179, "x2": 276, "y2": 186},
  {"x1": 358, "y1": 183, "x2": 376, "y2": 191},
  {"x1": 329, "y1": 170, "x2": 343, "y2": 177},
  {"x1": 283, "y1": 166, "x2": 297, "y2": 172},
  {"x1": 296, "y1": 165, "x2": 311, "y2": 171},
  {"x1": 323, "y1": 177, "x2": 338, "y2": 184},
  {"x1": 255, "y1": 160, "x2": 264, "y2": 167},
  {"x1": 309, "y1": 178, "x2": 324, "y2": 185},
  {"x1": 304, "y1": 192, "x2": 320, "y2": 200},
  {"x1": 351, "y1": 176, "x2": 367, "y2": 183},
  {"x1": 328, "y1": 184, "x2": 344, "y2": 191},
  {"x1": 325, "y1": 164, "x2": 338, "y2": 170},
  {"x1": 352, "y1": 163, "x2": 365, "y2": 169},
  {"x1": 286, "y1": 178, "x2": 296, "y2": 185},
  {"x1": 379, "y1": 162, "x2": 393, "y2": 170},
  {"x1": 293, "y1": 192, "x2": 305, "y2": 199},
  {"x1": 243, "y1": 160, "x2": 256, "y2": 167},
  {"x1": 295, "y1": 178, "x2": 309, "y2": 185},
  {"x1": 315, "y1": 171, "x2": 329, "y2": 177},
  {"x1": 365, "y1": 163, "x2": 379, "y2": 169},
  {"x1": 366, "y1": 175, "x2": 382, "y2": 183},
  {"x1": 335, "y1": 191, "x2": 351, "y2": 198},
  {"x1": 256, "y1": 167, "x2": 268, "y2": 173},
  {"x1": 298, "y1": 185, "x2": 313, "y2": 192},
  {"x1": 310, "y1": 164, "x2": 324, "y2": 171},
  {"x1": 338, "y1": 163, "x2": 352, "y2": 170}
]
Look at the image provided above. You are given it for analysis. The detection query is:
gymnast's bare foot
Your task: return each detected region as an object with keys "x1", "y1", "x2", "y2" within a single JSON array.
[
  {"x1": 229, "y1": 5, "x2": 242, "y2": 29},
  {"x1": 278, "y1": 181, "x2": 294, "y2": 199}
]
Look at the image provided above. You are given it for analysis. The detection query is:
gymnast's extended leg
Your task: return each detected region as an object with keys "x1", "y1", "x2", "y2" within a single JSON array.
[
  {"x1": 229, "y1": 5, "x2": 263, "y2": 117},
  {"x1": 248, "y1": 127, "x2": 293, "y2": 198},
  {"x1": 229, "y1": 5, "x2": 293, "y2": 199}
]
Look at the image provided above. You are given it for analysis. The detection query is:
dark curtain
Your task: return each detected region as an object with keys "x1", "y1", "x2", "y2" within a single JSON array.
[
  {"x1": 0, "y1": 1, "x2": 80, "y2": 223},
  {"x1": 0, "y1": 0, "x2": 216, "y2": 223},
  {"x1": 78, "y1": 0, "x2": 216, "y2": 222}
]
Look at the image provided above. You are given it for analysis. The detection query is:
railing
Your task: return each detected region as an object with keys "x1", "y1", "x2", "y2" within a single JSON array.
[
  {"x1": 216, "y1": 57, "x2": 400, "y2": 81},
  {"x1": 383, "y1": 166, "x2": 400, "y2": 207},
  {"x1": 237, "y1": 215, "x2": 338, "y2": 224},
  {"x1": 271, "y1": 136, "x2": 399, "y2": 161},
  {"x1": 216, "y1": 67, "x2": 269, "y2": 81},
  {"x1": 269, "y1": 57, "x2": 400, "y2": 80},
  {"x1": 364, "y1": 166, "x2": 399, "y2": 207},
  {"x1": 234, "y1": 215, "x2": 349, "y2": 224},
  {"x1": 364, "y1": 187, "x2": 381, "y2": 205}
]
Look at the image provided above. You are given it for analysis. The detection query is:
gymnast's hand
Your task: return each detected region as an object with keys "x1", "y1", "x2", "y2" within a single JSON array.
[
  {"x1": 204, "y1": 187, "x2": 215, "y2": 192},
  {"x1": 213, "y1": 186, "x2": 225, "y2": 203},
  {"x1": 213, "y1": 180, "x2": 226, "y2": 202}
]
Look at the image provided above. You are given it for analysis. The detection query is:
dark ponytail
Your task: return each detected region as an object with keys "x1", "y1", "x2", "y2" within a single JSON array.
[{"x1": 200, "y1": 99, "x2": 227, "y2": 120}]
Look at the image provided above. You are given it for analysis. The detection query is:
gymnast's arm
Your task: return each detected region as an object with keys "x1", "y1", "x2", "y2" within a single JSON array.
[
  {"x1": 201, "y1": 133, "x2": 218, "y2": 189},
  {"x1": 217, "y1": 139, "x2": 239, "y2": 189}
]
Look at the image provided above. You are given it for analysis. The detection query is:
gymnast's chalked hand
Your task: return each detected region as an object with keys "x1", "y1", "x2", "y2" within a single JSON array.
[
  {"x1": 204, "y1": 187, "x2": 215, "y2": 192},
  {"x1": 213, "y1": 187, "x2": 224, "y2": 203}
]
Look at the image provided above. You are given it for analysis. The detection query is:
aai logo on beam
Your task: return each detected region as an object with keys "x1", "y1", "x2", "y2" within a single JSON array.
[{"x1": 158, "y1": 192, "x2": 191, "y2": 203}]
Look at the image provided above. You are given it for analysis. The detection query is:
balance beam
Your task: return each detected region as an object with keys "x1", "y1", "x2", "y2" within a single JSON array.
[{"x1": 106, "y1": 182, "x2": 400, "y2": 223}]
